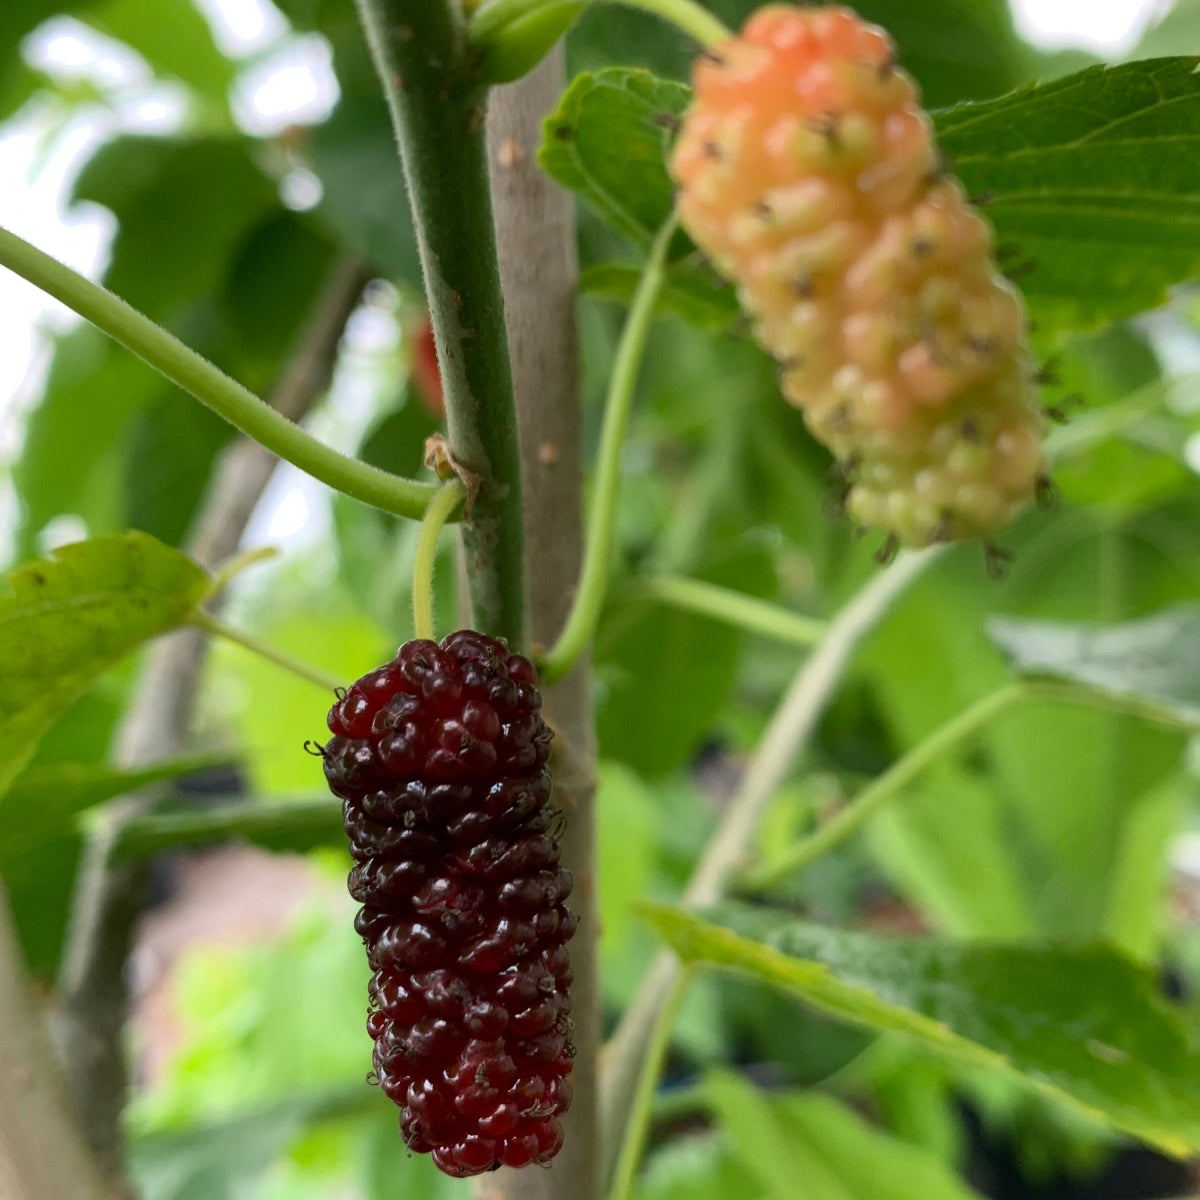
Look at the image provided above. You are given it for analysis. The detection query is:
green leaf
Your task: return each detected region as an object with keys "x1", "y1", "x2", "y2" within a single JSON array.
[
  {"x1": 365, "y1": 1107, "x2": 470, "y2": 1199},
  {"x1": 705, "y1": 1072, "x2": 986, "y2": 1200},
  {"x1": 0, "y1": 534, "x2": 208, "y2": 801},
  {"x1": 595, "y1": 542, "x2": 774, "y2": 777},
  {"x1": 539, "y1": 67, "x2": 689, "y2": 249},
  {"x1": 73, "y1": 136, "x2": 278, "y2": 315},
  {"x1": 934, "y1": 58, "x2": 1200, "y2": 336},
  {"x1": 848, "y1": 0, "x2": 1034, "y2": 108},
  {"x1": 642, "y1": 901, "x2": 1200, "y2": 1156},
  {"x1": 1104, "y1": 775, "x2": 1186, "y2": 961},
  {"x1": 988, "y1": 606, "x2": 1200, "y2": 724},
  {"x1": 581, "y1": 260, "x2": 737, "y2": 330},
  {"x1": 635, "y1": 1131, "x2": 759, "y2": 1200},
  {"x1": 212, "y1": 605, "x2": 390, "y2": 797},
  {"x1": 860, "y1": 581, "x2": 1034, "y2": 938},
  {"x1": 123, "y1": 395, "x2": 234, "y2": 548},
  {"x1": 121, "y1": 211, "x2": 338, "y2": 546},
  {"x1": 15, "y1": 134, "x2": 280, "y2": 551},
  {"x1": 597, "y1": 761, "x2": 661, "y2": 990},
  {"x1": 130, "y1": 1091, "x2": 368, "y2": 1200},
  {"x1": 0, "y1": 753, "x2": 234, "y2": 868},
  {"x1": 704, "y1": 1070, "x2": 854, "y2": 1200},
  {"x1": 85, "y1": 0, "x2": 236, "y2": 108}
]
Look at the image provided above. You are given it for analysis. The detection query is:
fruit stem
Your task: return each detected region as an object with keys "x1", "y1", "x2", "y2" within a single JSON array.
[
  {"x1": 355, "y1": 0, "x2": 528, "y2": 646},
  {"x1": 0, "y1": 226, "x2": 438, "y2": 522},
  {"x1": 636, "y1": 574, "x2": 827, "y2": 647},
  {"x1": 742, "y1": 678, "x2": 1200, "y2": 894},
  {"x1": 538, "y1": 214, "x2": 677, "y2": 684},
  {"x1": 189, "y1": 611, "x2": 343, "y2": 694},
  {"x1": 413, "y1": 478, "x2": 468, "y2": 641},
  {"x1": 605, "y1": 966, "x2": 697, "y2": 1200}
]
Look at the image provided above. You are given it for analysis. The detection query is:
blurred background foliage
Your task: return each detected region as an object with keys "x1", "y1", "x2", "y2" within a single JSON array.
[{"x1": 2, "y1": 0, "x2": 1200, "y2": 1197}]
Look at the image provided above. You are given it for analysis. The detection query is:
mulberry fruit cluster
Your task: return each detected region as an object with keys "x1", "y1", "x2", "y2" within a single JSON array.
[
  {"x1": 322, "y1": 632, "x2": 574, "y2": 1177},
  {"x1": 670, "y1": 4, "x2": 1047, "y2": 547}
]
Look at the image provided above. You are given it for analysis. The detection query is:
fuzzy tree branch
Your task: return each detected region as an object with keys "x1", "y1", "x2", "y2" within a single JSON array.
[
  {"x1": 53, "y1": 256, "x2": 371, "y2": 1182},
  {"x1": 355, "y1": 0, "x2": 527, "y2": 644}
]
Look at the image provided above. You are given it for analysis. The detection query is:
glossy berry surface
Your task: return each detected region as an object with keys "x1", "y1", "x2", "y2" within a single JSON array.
[
  {"x1": 670, "y1": 4, "x2": 1047, "y2": 547},
  {"x1": 322, "y1": 631, "x2": 573, "y2": 1177}
]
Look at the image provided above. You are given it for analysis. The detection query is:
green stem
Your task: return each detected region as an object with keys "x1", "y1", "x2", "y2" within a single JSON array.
[
  {"x1": 612, "y1": 0, "x2": 730, "y2": 44},
  {"x1": 354, "y1": 0, "x2": 526, "y2": 645},
  {"x1": 742, "y1": 679, "x2": 1200, "y2": 893},
  {"x1": 1044, "y1": 372, "x2": 1200, "y2": 461},
  {"x1": 110, "y1": 795, "x2": 339, "y2": 862},
  {"x1": 638, "y1": 575, "x2": 826, "y2": 647},
  {"x1": 469, "y1": 0, "x2": 731, "y2": 49},
  {"x1": 201, "y1": 546, "x2": 279, "y2": 605},
  {"x1": 539, "y1": 214, "x2": 678, "y2": 684},
  {"x1": 412, "y1": 479, "x2": 467, "y2": 641},
  {"x1": 190, "y1": 611, "x2": 343, "y2": 694},
  {"x1": 606, "y1": 967, "x2": 697, "y2": 1200},
  {"x1": 599, "y1": 548, "x2": 941, "y2": 1183},
  {"x1": 0, "y1": 226, "x2": 436, "y2": 521}
]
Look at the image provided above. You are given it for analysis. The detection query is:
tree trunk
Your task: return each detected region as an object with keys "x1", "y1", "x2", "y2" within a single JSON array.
[{"x1": 478, "y1": 45, "x2": 600, "y2": 1200}]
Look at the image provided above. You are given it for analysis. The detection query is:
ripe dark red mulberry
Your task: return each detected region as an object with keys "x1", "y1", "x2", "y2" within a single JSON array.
[
  {"x1": 321, "y1": 631, "x2": 573, "y2": 1177},
  {"x1": 670, "y1": 5, "x2": 1047, "y2": 546}
]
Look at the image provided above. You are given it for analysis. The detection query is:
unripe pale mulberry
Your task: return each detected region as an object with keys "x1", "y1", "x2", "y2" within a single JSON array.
[
  {"x1": 671, "y1": 4, "x2": 1047, "y2": 547},
  {"x1": 321, "y1": 632, "x2": 573, "y2": 1177}
]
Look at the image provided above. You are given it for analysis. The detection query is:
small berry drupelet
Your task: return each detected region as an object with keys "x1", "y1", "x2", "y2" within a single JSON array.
[
  {"x1": 671, "y1": 5, "x2": 1048, "y2": 547},
  {"x1": 321, "y1": 632, "x2": 574, "y2": 1177}
]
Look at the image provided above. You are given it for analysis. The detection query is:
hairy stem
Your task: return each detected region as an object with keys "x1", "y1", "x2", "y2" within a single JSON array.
[
  {"x1": 636, "y1": 575, "x2": 826, "y2": 648},
  {"x1": 744, "y1": 679, "x2": 1200, "y2": 893},
  {"x1": 355, "y1": 0, "x2": 527, "y2": 644},
  {"x1": 599, "y1": 548, "x2": 941, "y2": 1183},
  {"x1": 412, "y1": 479, "x2": 468, "y2": 641},
  {"x1": 539, "y1": 214, "x2": 677, "y2": 684},
  {"x1": 0, "y1": 230, "x2": 432, "y2": 520}
]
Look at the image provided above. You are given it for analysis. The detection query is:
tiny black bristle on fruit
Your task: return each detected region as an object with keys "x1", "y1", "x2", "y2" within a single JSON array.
[{"x1": 321, "y1": 631, "x2": 572, "y2": 1178}]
